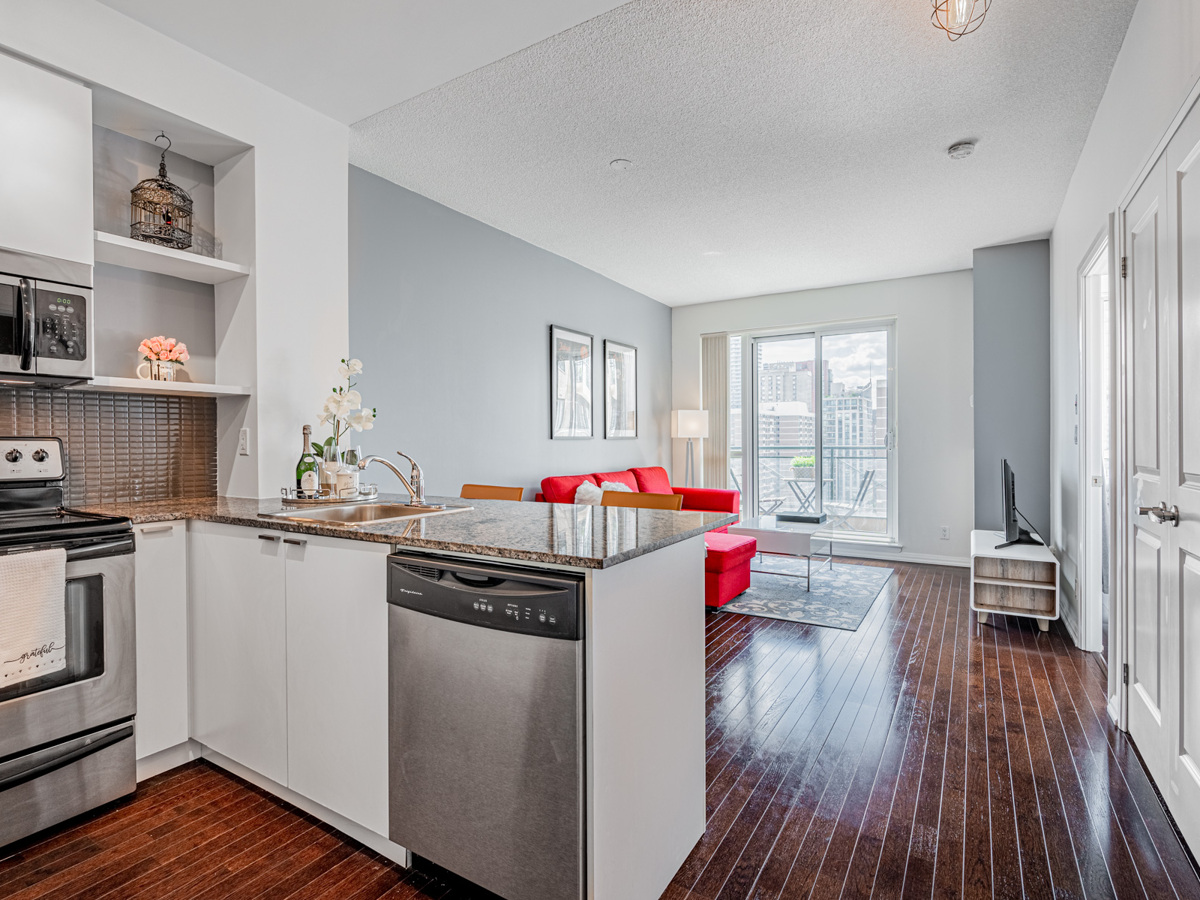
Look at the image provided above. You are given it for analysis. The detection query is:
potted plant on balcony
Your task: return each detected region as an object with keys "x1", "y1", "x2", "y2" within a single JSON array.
[{"x1": 790, "y1": 455, "x2": 815, "y2": 480}]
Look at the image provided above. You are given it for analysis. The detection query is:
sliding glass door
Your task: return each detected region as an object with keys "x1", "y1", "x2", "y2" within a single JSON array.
[
  {"x1": 744, "y1": 325, "x2": 894, "y2": 541},
  {"x1": 752, "y1": 335, "x2": 818, "y2": 515}
]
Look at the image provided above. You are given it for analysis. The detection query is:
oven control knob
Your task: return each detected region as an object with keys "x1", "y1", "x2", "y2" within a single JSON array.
[
  {"x1": 31, "y1": 449, "x2": 48, "y2": 463},
  {"x1": 5, "y1": 449, "x2": 22, "y2": 463}
]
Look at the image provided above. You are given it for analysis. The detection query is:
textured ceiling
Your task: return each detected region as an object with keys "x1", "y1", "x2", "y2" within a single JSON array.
[
  {"x1": 351, "y1": 0, "x2": 1137, "y2": 306},
  {"x1": 94, "y1": 0, "x2": 629, "y2": 124}
]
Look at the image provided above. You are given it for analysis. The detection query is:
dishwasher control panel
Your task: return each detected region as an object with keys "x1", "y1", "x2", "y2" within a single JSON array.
[{"x1": 388, "y1": 555, "x2": 582, "y2": 640}]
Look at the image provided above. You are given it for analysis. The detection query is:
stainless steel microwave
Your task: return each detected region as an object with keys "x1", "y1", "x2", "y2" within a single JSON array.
[{"x1": 0, "y1": 272, "x2": 93, "y2": 386}]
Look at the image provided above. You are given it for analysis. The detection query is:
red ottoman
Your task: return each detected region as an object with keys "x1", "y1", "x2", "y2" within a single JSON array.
[{"x1": 704, "y1": 531, "x2": 757, "y2": 608}]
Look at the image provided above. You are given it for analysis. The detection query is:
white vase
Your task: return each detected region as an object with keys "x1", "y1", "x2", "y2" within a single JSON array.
[{"x1": 136, "y1": 360, "x2": 177, "y2": 381}]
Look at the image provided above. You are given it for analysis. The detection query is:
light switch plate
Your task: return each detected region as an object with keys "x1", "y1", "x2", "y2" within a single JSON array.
[{"x1": 238, "y1": 428, "x2": 250, "y2": 456}]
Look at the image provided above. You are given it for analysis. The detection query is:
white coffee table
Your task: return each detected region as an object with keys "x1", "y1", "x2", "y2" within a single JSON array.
[{"x1": 728, "y1": 515, "x2": 834, "y2": 591}]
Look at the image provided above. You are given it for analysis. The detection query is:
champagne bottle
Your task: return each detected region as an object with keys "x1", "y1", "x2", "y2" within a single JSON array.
[{"x1": 296, "y1": 424, "x2": 319, "y2": 495}]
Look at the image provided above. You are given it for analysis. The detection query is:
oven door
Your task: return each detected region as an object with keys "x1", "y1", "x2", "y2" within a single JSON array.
[
  {"x1": 0, "y1": 274, "x2": 35, "y2": 380},
  {"x1": 0, "y1": 536, "x2": 135, "y2": 759}
]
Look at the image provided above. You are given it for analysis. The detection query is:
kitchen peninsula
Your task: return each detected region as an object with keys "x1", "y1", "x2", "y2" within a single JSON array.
[{"x1": 83, "y1": 495, "x2": 733, "y2": 900}]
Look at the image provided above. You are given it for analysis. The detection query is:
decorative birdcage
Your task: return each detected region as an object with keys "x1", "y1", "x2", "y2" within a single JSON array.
[{"x1": 130, "y1": 132, "x2": 193, "y2": 250}]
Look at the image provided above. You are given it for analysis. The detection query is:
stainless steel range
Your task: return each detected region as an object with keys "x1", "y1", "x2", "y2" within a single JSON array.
[{"x1": 0, "y1": 437, "x2": 136, "y2": 848}]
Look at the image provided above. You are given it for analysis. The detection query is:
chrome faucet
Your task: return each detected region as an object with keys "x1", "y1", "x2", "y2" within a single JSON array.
[{"x1": 359, "y1": 452, "x2": 443, "y2": 509}]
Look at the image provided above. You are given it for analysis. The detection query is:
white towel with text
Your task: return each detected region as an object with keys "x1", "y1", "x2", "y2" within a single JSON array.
[{"x1": 0, "y1": 548, "x2": 67, "y2": 685}]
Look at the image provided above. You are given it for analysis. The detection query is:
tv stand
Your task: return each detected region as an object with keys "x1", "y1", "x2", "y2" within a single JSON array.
[{"x1": 970, "y1": 530, "x2": 1059, "y2": 633}]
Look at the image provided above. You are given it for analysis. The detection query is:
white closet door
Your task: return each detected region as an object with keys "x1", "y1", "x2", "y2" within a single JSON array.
[
  {"x1": 1163, "y1": 94, "x2": 1200, "y2": 852},
  {"x1": 1123, "y1": 154, "x2": 1172, "y2": 788}
]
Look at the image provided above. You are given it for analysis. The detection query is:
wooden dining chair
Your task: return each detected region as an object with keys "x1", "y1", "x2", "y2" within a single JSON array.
[
  {"x1": 601, "y1": 490, "x2": 684, "y2": 510},
  {"x1": 460, "y1": 484, "x2": 524, "y2": 501}
]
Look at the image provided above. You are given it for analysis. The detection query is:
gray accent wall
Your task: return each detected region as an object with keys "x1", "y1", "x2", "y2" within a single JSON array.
[
  {"x1": 973, "y1": 239, "x2": 1051, "y2": 537},
  {"x1": 349, "y1": 166, "x2": 672, "y2": 498}
]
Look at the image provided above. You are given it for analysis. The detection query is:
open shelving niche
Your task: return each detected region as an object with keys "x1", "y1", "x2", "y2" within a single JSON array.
[
  {"x1": 74, "y1": 86, "x2": 254, "y2": 402},
  {"x1": 93, "y1": 231, "x2": 250, "y2": 285}
]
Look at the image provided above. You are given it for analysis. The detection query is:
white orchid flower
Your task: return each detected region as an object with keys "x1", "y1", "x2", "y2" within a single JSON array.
[
  {"x1": 348, "y1": 408, "x2": 375, "y2": 431},
  {"x1": 344, "y1": 389, "x2": 362, "y2": 409},
  {"x1": 337, "y1": 358, "x2": 364, "y2": 378}
]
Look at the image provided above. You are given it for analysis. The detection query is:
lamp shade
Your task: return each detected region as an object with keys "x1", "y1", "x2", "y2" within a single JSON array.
[{"x1": 671, "y1": 409, "x2": 709, "y2": 440}]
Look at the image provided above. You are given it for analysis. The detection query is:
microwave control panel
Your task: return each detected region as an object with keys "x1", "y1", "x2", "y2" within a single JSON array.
[{"x1": 35, "y1": 290, "x2": 86, "y2": 361}]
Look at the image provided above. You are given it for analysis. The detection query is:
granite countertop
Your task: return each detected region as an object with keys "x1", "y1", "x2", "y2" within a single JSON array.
[{"x1": 78, "y1": 494, "x2": 735, "y2": 569}]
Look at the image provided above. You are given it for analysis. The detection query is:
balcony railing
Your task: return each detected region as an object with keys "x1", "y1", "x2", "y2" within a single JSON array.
[{"x1": 730, "y1": 444, "x2": 888, "y2": 534}]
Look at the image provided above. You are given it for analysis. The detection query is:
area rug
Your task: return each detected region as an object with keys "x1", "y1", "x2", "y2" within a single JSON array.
[{"x1": 717, "y1": 557, "x2": 894, "y2": 630}]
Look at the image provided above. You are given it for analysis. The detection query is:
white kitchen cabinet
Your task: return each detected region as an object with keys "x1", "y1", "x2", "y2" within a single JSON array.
[
  {"x1": 133, "y1": 521, "x2": 190, "y2": 759},
  {"x1": 0, "y1": 52, "x2": 93, "y2": 266},
  {"x1": 189, "y1": 521, "x2": 288, "y2": 785},
  {"x1": 284, "y1": 534, "x2": 390, "y2": 836}
]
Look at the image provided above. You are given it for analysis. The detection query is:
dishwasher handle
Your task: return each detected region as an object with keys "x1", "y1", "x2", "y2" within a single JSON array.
[
  {"x1": 448, "y1": 571, "x2": 507, "y2": 589},
  {"x1": 388, "y1": 554, "x2": 583, "y2": 640}
]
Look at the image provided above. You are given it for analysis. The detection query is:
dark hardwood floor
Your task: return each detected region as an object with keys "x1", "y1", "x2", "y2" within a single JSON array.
[{"x1": 1, "y1": 560, "x2": 1197, "y2": 899}]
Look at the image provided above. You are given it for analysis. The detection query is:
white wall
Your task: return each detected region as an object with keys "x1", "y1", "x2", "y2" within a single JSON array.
[
  {"x1": 0, "y1": 0, "x2": 350, "y2": 497},
  {"x1": 672, "y1": 270, "x2": 974, "y2": 565},
  {"x1": 1050, "y1": 0, "x2": 1200, "y2": 623}
]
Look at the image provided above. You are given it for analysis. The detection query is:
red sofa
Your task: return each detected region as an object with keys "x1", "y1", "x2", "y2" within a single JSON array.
[{"x1": 536, "y1": 466, "x2": 755, "y2": 607}]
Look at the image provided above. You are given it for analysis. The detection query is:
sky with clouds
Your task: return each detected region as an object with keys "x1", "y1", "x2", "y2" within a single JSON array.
[{"x1": 756, "y1": 330, "x2": 888, "y2": 390}]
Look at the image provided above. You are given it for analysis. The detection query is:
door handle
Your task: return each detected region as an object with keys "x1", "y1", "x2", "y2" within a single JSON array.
[
  {"x1": 282, "y1": 538, "x2": 307, "y2": 547},
  {"x1": 17, "y1": 278, "x2": 34, "y2": 372},
  {"x1": 258, "y1": 534, "x2": 281, "y2": 542},
  {"x1": 138, "y1": 525, "x2": 175, "y2": 536},
  {"x1": 1139, "y1": 502, "x2": 1180, "y2": 527}
]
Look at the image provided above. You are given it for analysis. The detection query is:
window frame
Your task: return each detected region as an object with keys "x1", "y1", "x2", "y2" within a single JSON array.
[{"x1": 739, "y1": 318, "x2": 897, "y2": 545}]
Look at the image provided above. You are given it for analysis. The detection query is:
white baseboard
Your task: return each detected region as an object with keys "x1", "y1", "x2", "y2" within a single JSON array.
[
  {"x1": 1059, "y1": 579, "x2": 1082, "y2": 647},
  {"x1": 136, "y1": 739, "x2": 203, "y2": 782},
  {"x1": 200, "y1": 748, "x2": 411, "y2": 868}
]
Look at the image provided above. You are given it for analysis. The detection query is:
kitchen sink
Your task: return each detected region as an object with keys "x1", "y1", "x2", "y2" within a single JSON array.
[{"x1": 260, "y1": 502, "x2": 471, "y2": 526}]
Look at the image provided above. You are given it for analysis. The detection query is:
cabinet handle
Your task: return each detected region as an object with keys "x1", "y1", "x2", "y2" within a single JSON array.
[
  {"x1": 139, "y1": 525, "x2": 174, "y2": 536},
  {"x1": 282, "y1": 538, "x2": 308, "y2": 547},
  {"x1": 258, "y1": 534, "x2": 281, "y2": 542}
]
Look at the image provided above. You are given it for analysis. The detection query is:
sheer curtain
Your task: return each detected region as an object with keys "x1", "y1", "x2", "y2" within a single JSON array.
[{"x1": 701, "y1": 334, "x2": 728, "y2": 490}]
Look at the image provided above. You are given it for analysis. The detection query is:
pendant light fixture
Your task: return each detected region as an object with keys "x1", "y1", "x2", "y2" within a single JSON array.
[{"x1": 931, "y1": 0, "x2": 990, "y2": 41}]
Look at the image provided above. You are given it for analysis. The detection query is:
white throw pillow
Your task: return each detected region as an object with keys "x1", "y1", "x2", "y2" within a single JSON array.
[
  {"x1": 574, "y1": 482, "x2": 604, "y2": 505},
  {"x1": 599, "y1": 481, "x2": 633, "y2": 493}
]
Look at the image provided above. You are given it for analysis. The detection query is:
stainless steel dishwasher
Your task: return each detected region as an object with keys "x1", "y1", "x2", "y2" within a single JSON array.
[{"x1": 387, "y1": 552, "x2": 585, "y2": 900}]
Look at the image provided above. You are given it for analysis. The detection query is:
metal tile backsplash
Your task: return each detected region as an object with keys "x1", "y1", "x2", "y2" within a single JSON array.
[{"x1": 0, "y1": 389, "x2": 218, "y2": 504}]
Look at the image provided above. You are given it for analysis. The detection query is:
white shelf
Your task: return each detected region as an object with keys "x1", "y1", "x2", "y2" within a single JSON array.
[
  {"x1": 973, "y1": 575, "x2": 1057, "y2": 591},
  {"x1": 75, "y1": 376, "x2": 251, "y2": 398},
  {"x1": 94, "y1": 231, "x2": 250, "y2": 285}
]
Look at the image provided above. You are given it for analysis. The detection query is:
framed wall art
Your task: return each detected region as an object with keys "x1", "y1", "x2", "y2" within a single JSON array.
[
  {"x1": 604, "y1": 339, "x2": 637, "y2": 439},
  {"x1": 550, "y1": 325, "x2": 593, "y2": 439}
]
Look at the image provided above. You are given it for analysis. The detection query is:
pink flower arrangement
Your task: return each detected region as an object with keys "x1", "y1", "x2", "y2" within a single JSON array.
[{"x1": 137, "y1": 336, "x2": 189, "y2": 365}]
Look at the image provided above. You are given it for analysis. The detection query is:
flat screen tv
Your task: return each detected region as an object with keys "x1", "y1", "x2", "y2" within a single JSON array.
[{"x1": 999, "y1": 458, "x2": 1042, "y2": 548}]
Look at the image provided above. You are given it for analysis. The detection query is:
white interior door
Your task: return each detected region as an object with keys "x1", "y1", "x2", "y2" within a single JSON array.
[
  {"x1": 1163, "y1": 96, "x2": 1200, "y2": 851},
  {"x1": 1123, "y1": 154, "x2": 1172, "y2": 789}
]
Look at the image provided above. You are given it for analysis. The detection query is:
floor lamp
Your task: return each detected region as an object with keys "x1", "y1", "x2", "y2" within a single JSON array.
[{"x1": 672, "y1": 410, "x2": 709, "y2": 488}]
